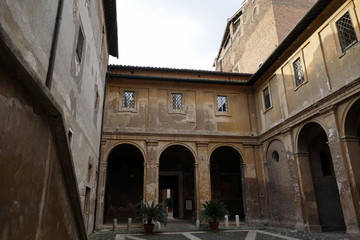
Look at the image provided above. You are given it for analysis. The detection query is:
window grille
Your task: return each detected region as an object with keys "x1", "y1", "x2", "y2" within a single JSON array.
[
  {"x1": 217, "y1": 96, "x2": 228, "y2": 112},
  {"x1": 293, "y1": 57, "x2": 304, "y2": 87},
  {"x1": 171, "y1": 93, "x2": 183, "y2": 111},
  {"x1": 76, "y1": 28, "x2": 84, "y2": 62},
  {"x1": 336, "y1": 12, "x2": 358, "y2": 51},
  {"x1": 263, "y1": 87, "x2": 271, "y2": 110},
  {"x1": 122, "y1": 91, "x2": 135, "y2": 109}
]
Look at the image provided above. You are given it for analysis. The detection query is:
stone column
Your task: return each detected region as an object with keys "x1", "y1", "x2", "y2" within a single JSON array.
[
  {"x1": 145, "y1": 140, "x2": 159, "y2": 202},
  {"x1": 294, "y1": 152, "x2": 321, "y2": 232},
  {"x1": 322, "y1": 107, "x2": 360, "y2": 235},
  {"x1": 243, "y1": 145, "x2": 261, "y2": 224},
  {"x1": 196, "y1": 142, "x2": 211, "y2": 220},
  {"x1": 282, "y1": 128, "x2": 307, "y2": 230}
]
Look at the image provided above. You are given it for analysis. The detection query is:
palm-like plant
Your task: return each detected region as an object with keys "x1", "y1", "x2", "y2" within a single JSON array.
[
  {"x1": 136, "y1": 200, "x2": 168, "y2": 225},
  {"x1": 200, "y1": 200, "x2": 229, "y2": 223}
]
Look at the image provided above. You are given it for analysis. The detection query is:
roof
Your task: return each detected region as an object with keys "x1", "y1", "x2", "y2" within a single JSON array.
[{"x1": 103, "y1": 0, "x2": 118, "y2": 58}]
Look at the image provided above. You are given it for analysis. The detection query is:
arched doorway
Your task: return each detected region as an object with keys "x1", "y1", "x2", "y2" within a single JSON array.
[
  {"x1": 344, "y1": 99, "x2": 360, "y2": 203},
  {"x1": 103, "y1": 144, "x2": 144, "y2": 223},
  {"x1": 266, "y1": 140, "x2": 296, "y2": 225},
  {"x1": 159, "y1": 145, "x2": 195, "y2": 219},
  {"x1": 210, "y1": 146, "x2": 245, "y2": 220},
  {"x1": 298, "y1": 122, "x2": 345, "y2": 231}
]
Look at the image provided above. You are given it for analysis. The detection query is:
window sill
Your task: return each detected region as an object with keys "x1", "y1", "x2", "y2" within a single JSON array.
[{"x1": 339, "y1": 41, "x2": 359, "y2": 59}]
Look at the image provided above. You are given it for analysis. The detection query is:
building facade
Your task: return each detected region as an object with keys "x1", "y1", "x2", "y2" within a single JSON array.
[
  {"x1": 100, "y1": 0, "x2": 360, "y2": 237},
  {"x1": 0, "y1": 0, "x2": 117, "y2": 239},
  {"x1": 214, "y1": 0, "x2": 316, "y2": 73}
]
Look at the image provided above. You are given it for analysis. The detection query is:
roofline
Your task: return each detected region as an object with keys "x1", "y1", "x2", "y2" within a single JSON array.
[
  {"x1": 106, "y1": 73, "x2": 251, "y2": 86},
  {"x1": 103, "y1": 0, "x2": 118, "y2": 58},
  {"x1": 108, "y1": 64, "x2": 253, "y2": 77},
  {"x1": 248, "y1": 0, "x2": 343, "y2": 84}
]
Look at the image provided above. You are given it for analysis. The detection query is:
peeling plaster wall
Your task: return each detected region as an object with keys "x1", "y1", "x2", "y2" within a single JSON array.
[
  {"x1": 0, "y1": 67, "x2": 83, "y2": 240},
  {"x1": 0, "y1": 0, "x2": 110, "y2": 234},
  {"x1": 104, "y1": 79, "x2": 254, "y2": 136}
]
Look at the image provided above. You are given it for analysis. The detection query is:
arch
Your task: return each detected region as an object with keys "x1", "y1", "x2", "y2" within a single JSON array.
[
  {"x1": 210, "y1": 145, "x2": 245, "y2": 220},
  {"x1": 297, "y1": 122, "x2": 345, "y2": 231},
  {"x1": 208, "y1": 143, "x2": 244, "y2": 165},
  {"x1": 296, "y1": 120, "x2": 327, "y2": 153},
  {"x1": 103, "y1": 143, "x2": 144, "y2": 223},
  {"x1": 343, "y1": 98, "x2": 360, "y2": 211},
  {"x1": 103, "y1": 141, "x2": 146, "y2": 163},
  {"x1": 158, "y1": 142, "x2": 197, "y2": 164},
  {"x1": 158, "y1": 144, "x2": 196, "y2": 219},
  {"x1": 266, "y1": 139, "x2": 296, "y2": 225}
]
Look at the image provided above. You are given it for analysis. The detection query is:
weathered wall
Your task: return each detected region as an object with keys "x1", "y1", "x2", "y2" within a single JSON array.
[
  {"x1": 215, "y1": 0, "x2": 316, "y2": 73},
  {"x1": 0, "y1": 0, "x2": 111, "y2": 233},
  {"x1": 104, "y1": 78, "x2": 254, "y2": 136},
  {"x1": 0, "y1": 65, "x2": 85, "y2": 240}
]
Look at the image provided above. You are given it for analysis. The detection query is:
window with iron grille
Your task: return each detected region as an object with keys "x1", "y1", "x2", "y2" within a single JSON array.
[
  {"x1": 293, "y1": 57, "x2": 305, "y2": 87},
  {"x1": 76, "y1": 28, "x2": 84, "y2": 62},
  {"x1": 263, "y1": 87, "x2": 271, "y2": 110},
  {"x1": 217, "y1": 95, "x2": 228, "y2": 112},
  {"x1": 122, "y1": 91, "x2": 135, "y2": 109},
  {"x1": 336, "y1": 11, "x2": 358, "y2": 51},
  {"x1": 171, "y1": 93, "x2": 183, "y2": 111}
]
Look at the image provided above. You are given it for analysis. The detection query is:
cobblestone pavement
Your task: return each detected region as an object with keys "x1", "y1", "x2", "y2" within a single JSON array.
[{"x1": 90, "y1": 227, "x2": 350, "y2": 240}]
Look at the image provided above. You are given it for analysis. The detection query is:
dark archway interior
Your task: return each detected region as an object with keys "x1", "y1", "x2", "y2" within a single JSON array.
[
  {"x1": 299, "y1": 123, "x2": 346, "y2": 231},
  {"x1": 159, "y1": 145, "x2": 195, "y2": 219},
  {"x1": 210, "y1": 146, "x2": 245, "y2": 220},
  {"x1": 345, "y1": 99, "x2": 360, "y2": 138},
  {"x1": 104, "y1": 144, "x2": 144, "y2": 223}
]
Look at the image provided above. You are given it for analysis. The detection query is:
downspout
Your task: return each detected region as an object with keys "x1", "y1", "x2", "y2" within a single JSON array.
[
  {"x1": 93, "y1": 70, "x2": 109, "y2": 231},
  {"x1": 45, "y1": 0, "x2": 64, "y2": 88}
]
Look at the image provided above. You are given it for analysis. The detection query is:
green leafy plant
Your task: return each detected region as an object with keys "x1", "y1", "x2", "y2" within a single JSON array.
[
  {"x1": 135, "y1": 200, "x2": 168, "y2": 225},
  {"x1": 165, "y1": 198, "x2": 173, "y2": 209},
  {"x1": 200, "y1": 199, "x2": 229, "y2": 223}
]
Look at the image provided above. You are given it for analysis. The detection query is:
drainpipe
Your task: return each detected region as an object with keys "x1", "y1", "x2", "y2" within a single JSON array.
[
  {"x1": 45, "y1": 0, "x2": 64, "y2": 88},
  {"x1": 93, "y1": 70, "x2": 109, "y2": 231}
]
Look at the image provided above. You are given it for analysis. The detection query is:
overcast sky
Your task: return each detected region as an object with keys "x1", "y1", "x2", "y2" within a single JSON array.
[{"x1": 109, "y1": 0, "x2": 245, "y2": 70}]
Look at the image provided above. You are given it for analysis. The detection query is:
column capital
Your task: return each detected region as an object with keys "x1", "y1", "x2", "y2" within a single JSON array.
[
  {"x1": 196, "y1": 141, "x2": 209, "y2": 147},
  {"x1": 294, "y1": 152, "x2": 309, "y2": 157},
  {"x1": 146, "y1": 139, "x2": 158, "y2": 146}
]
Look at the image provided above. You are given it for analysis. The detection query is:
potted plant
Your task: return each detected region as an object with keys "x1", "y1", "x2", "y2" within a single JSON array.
[
  {"x1": 200, "y1": 199, "x2": 229, "y2": 231},
  {"x1": 135, "y1": 200, "x2": 168, "y2": 234},
  {"x1": 165, "y1": 198, "x2": 173, "y2": 212}
]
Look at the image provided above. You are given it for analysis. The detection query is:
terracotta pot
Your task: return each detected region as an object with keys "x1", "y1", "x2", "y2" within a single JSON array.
[
  {"x1": 144, "y1": 224, "x2": 155, "y2": 234},
  {"x1": 167, "y1": 208, "x2": 172, "y2": 213},
  {"x1": 209, "y1": 222, "x2": 219, "y2": 231}
]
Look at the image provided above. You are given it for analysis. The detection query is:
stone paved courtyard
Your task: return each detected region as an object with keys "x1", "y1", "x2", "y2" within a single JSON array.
[{"x1": 90, "y1": 227, "x2": 349, "y2": 240}]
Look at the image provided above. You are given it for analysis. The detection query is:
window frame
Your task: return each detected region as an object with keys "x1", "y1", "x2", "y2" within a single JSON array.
[
  {"x1": 291, "y1": 52, "x2": 308, "y2": 91},
  {"x1": 76, "y1": 27, "x2": 85, "y2": 62},
  {"x1": 169, "y1": 92, "x2": 184, "y2": 113},
  {"x1": 216, "y1": 95, "x2": 229, "y2": 115},
  {"x1": 336, "y1": 11, "x2": 358, "y2": 53},
  {"x1": 121, "y1": 90, "x2": 136, "y2": 111},
  {"x1": 263, "y1": 86, "x2": 272, "y2": 112}
]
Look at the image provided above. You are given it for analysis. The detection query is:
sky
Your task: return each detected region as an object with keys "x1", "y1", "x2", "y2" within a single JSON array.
[{"x1": 110, "y1": 0, "x2": 245, "y2": 70}]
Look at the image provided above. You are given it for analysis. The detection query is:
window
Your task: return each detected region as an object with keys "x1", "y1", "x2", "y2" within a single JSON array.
[
  {"x1": 293, "y1": 57, "x2": 305, "y2": 87},
  {"x1": 336, "y1": 11, "x2": 358, "y2": 51},
  {"x1": 263, "y1": 87, "x2": 271, "y2": 110},
  {"x1": 122, "y1": 91, "x2": 135, "y2": 109},
  {"x1": 171, "y1": 93, "x2": 183, "y2": 111},
  {"x1": 217, "y1": 95, "x2": 228, "y2": 112},
  {"x1": 76, "y1": 28, "x2": 84, "y2": 62},
  {"x1": 233, "y1": 18, "x2": 241, "y2": 32}
]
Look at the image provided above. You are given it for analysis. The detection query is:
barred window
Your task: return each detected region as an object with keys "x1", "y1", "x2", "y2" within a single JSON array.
[
  {"x1": 217, "y1": 95, "x2": 228, "y2": 112},
  {"x1": 171, "y1": 93, "x2": 183, "y2": 111},
  {"x1": 336, "y1": 12, "x2": 358, "y2": 51},
  {"x1": 263, "y1": 87, "x2": 271, "y2": 110},
  {"x1": 293, "y1": 57, "x2": 305, "y2": 87},
  {"x1": 122, "y1": 91, "x2": 135, "y2": 109}
]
